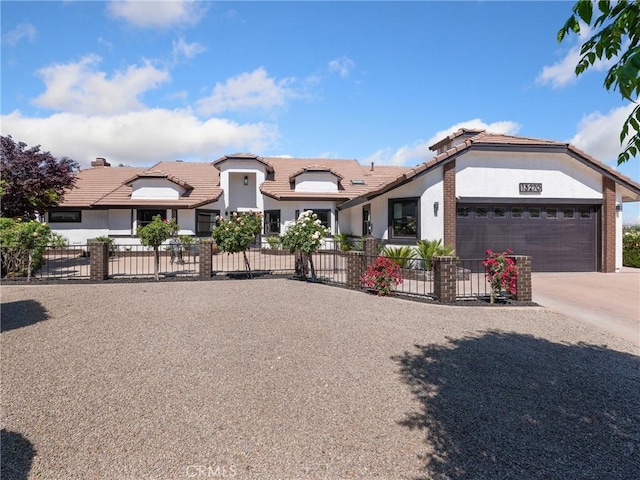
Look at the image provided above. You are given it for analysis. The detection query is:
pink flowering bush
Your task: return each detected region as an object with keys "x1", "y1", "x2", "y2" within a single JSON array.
[
  {"x1": 482, "y1": 249, "x2": 519, "y2": 303},
  {"x1": 361, "y1": 256, "x2": 403, "y2": 296}
]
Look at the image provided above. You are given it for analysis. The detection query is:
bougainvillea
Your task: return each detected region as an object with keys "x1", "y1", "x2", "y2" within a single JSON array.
[
  {"x1": 361, "y1": 255, "x2": 403, "y2": 296},
  {"x1": 482, "y1": 249, "x2": 519, "y2": 303}
]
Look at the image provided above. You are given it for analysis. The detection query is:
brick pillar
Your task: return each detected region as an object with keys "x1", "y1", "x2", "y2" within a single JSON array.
[
  {"x1": 89, "y1": 241, "x2": 109, "y2": 281},
  {"x1": 433, "y1": 255, "x2": 457, "y2": 303},
  {"x1": 602, "y1": 177, "x2": 616, "y2": 273},
  {"x1": 443, "y1": 160, "x2": 456, "y2": 250},
  {"x1": 199, "y1": 239, "x2": 213, "y2": 279},
  {"x1": 507, "y1": 255, "x2": 532, "y2": 302},
  {"x1": 346, "y1": 251, "x2": 364, "y2": 290},
  {"x1": 363, "y1": 235, "x2": 378, "y2": 260}
]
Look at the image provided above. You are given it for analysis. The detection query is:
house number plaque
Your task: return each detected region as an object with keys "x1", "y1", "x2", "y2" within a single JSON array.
[{"x1": 519, "y1": 183, "x2": 542, "y2": 193}]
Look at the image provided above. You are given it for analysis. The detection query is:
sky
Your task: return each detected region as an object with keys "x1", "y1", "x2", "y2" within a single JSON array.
[{"x1": 1, "y1": 0, "x2": 639, "y2": 223}]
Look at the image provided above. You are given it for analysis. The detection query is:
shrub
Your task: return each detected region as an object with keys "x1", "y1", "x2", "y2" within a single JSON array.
[
  {"x1": 381, "y1": 245, "x2": 416, "y2": 268},
  {"x1": 281, "y1": 210, "x2": 330, "y2": 280},
  {"x1": 136, "y1": 215, "x2": 179, "y2": 280},
  {"x1": 361, "y1": 256, "x2": 403, "y2": 296},
  {"x1": 211, "y1": 212, "x2": 263, "y2": 278},
  {"x1": 333, "y1": 233, "x2": 353, "y2": 251},
  {"x1": 415, "y1": 239, "x2": 455, "y2": 270},
  {"x1": 482, "y1": 249, "x2": 519, "y2": 304},
  {"x1": 0, "y1": 217, "x2": 53, "y2": 278},
  {"x1": 623, "y1": 229, "x2": 640, "y2": 268},
  {"x1": 266, "y1": 236, "x2": 282, "y2": 250}
]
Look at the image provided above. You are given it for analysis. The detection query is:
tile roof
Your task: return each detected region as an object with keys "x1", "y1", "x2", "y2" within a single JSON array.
[
  {"x1": 63, "y1": 161, "x2": 222, "y2": 208},
  {"x1": 260, "y1": 157, "x2": 411, "y2": 200},
  {"x1": 288, "y1": 165, "x2": 345, "y2": 182},
  {"x1": 341, "y1": 130, "x2": 640, "y2": 207}
]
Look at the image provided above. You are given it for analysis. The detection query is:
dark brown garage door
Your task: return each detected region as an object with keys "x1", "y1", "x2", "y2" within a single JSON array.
[{"x1": 456, "y1": 204, "x2": 599, "y2": 272}]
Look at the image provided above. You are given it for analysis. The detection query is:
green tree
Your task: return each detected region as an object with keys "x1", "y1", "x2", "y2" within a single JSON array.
[
  {"x1": 0, "y1": 218, "x2": 53, "y2": 280},
  {"x1": 136, "y1": 215, "x2": 179, "y2": 281},
  {"x1": 558, "y1": 0, "x2": 640, "y2": 165},
  {"x1": 211, "y1": 212, "x2": 263, "y2": 278},
  {"x1": 1, "y1": 135, "x2": 79, "y2": 218},
  {"x1": 281, "y1": 210, "x2": 330, "y2": 281}
]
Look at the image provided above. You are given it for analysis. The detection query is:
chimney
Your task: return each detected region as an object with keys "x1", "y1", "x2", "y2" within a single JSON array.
[
  {"x1": 370, "y1": 161, "x2": 374, "y2": 171},
  {"x1": 91, "y1": 157, "x2": 111, "y2": 167}
]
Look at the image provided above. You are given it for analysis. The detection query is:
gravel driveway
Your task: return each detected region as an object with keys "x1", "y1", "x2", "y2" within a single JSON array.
[{"x1": 2, "y1": 279, "x2": 639, "y2": 479}]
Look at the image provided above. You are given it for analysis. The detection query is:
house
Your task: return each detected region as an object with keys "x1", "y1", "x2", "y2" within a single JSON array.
[{"x1": 47, "y1": 130, "x2": 640, "y2": 272}]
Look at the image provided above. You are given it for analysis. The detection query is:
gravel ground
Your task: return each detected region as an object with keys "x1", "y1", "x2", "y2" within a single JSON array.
[{"x1": 1, "y1": 279, "x2": 639, "y2": 480}]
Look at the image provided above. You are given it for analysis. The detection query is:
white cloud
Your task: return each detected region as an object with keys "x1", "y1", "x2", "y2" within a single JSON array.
[
  {"x1": 364, "y1": 119, "x2": 521, "y2": 166},
  {"x1": 196, "y1": 67, "x2": 299, "y2": 115},
  {"x1": 328, "y1": 56, "x2": 355, "y2": 78},
  {"x1": 32, "y1": 55, "x2": 170, "y2": 115},
  {"x1": 2, "y1": 23, "x2": 37, "y2": 46},
  {"x1": 107, "y1": 0, "x2": 206, "y2": 28},
  {"x1": 568, "y1": 103, "x2": 635, "y2": 162},
  {"x1": 1, "y1": 109, "x2": 279, "y2": 168},
  {"x1": 172, "y1": 37, "x2": 206, "y2": 60},
  {"x1": 536, "y1": 23, "x2": 615, "y2": 89}
]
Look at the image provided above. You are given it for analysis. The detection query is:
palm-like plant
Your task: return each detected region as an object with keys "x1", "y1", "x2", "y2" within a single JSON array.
[
  {"x1": 381, "y1": 245, "x2": 416, "y2": 268},
  {"x1": 415, "y1": 239, "x2": 455, "y2": 270}
]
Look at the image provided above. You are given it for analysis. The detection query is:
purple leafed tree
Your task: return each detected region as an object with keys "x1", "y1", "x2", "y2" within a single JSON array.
[{"x1": 1, "y1": 135, "x2": 79, "y2": 219}]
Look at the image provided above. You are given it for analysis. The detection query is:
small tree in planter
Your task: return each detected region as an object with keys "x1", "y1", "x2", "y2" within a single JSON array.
[
  {"x1": 136, "y1": 215, "x2": 179, "y2": 281},
  {"x1": 482, "y1": 249, "x2": 519, "y2": 304},
  {"x1": 281, "y1": 210, "x2": 330, "y2": 281},
  {"x1": 211, "y1": 211, "x2": 263, "y2": 278}
]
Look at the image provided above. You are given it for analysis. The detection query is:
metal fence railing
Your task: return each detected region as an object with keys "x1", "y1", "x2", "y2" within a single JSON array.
[
  {"x1": 456, "y1": 258, "x2": 491, "y2": 299},
  {"x1": 108, "y1": 244, "x2": 200, "y2": 279},
  {"x1": 2, "y1": 243, "x2": 496, "y2": 303},
  {"x1": 1, "y1": 245, "x2": 90, "y2": 280}
]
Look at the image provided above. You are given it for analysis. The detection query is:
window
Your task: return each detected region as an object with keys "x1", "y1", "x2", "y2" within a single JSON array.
[
  {"x1": 546, "y1": 207, "x2": 558, "y2": 219},
  {"x1": 307, "y1": 209, "x2": 331, "y2": 231},
  {"x1": 264, "y1": 210, "x2": 281, "y2": 235},
  {"x1": 511, "y1": 207, "x2": 523, "y2": 218},
  {"x1": 362, "y1": 204, "x2": 372, "y2": 235},
  {"x1": 493, "y1": 206, "x2": 507, "y2": 218},
  {"x1": 563, "y1": 208, "x2": 575, "y2": 219},
  {"x1": 196, "y1": 209, "x2": 220, "y2": 236},
  {"x1": 389, "y1": 198, "x2": 419, "y2": 239},
  {"x1": 49, "y1": 210, "x2": 81, "y2": 222},
  {"x1": 137, "y1": 209, "x2": 166, "y2": 228},
  {"x1": 457, "y1": 206, "x2": 471, "y2": 217},
  {"x1": 529, "y1": 207, "x2": 541, "y2": 219},
  {"x1": 475, "y1": 206, "x2": 489, "y2": 218},
  {"x1": 580, "y1": 207, "x2": 592, "y2": 219}
]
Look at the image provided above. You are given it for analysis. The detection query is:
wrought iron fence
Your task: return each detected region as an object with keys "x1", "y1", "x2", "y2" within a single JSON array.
[
  {"x1": 108, "y1": 244, "x2": 200, "y2": 278},
  {"x1": 1, "y1": 245, "x2": 90, "y2": 280},
  {"x1": 456, "y1": 258, "x2": 492, "y2": 299}
]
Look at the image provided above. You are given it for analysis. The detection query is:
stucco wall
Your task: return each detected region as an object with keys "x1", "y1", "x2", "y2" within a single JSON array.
[
  {"x1": 49, "y1": 210, "x2": 109, "y2": 245},
  {"x1": 131, "y1": 178, "x2": 185, "y2": 199},
  {"x1": 456, "y1": 151, "x2": 602, "y2": 199},
  {"x1": 294, "y1": 172, "x2": 339, "y2": 192}
]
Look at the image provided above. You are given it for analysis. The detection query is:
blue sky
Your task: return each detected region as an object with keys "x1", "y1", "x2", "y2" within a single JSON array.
[{"x1": 2, "y1": 0, "x2": 638, "y2": 223}]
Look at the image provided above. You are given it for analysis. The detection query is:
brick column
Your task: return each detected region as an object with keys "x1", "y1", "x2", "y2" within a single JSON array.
[
  {"x1": 433, "y1": 255, "x2": 457, "y2": 303},
  {"x1": 345, "y1": 251, "x2": 364, "y2": 290},
  {"x1": 507, "y1": 255, "x2": 532, "y2": 302},
  {"x1": 443, "y1": 160, "x2": 456, "y2": 250},
  {"x1": 199, "y1": 239, "x2": 213, "y2": 279},
  {"x1": 602, "y1": 177, "x2": 616, "y2": 273},
  {"x1": 363, "y1": 235, "x2": 378, "y2": 259},
  {"x1": 89, "y1": 241, "x2": 109, "y2": 281}
]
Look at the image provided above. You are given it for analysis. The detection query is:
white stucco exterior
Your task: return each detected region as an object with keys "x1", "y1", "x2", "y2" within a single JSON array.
[
  {"x1": 294, "y1": 172, "x2": 339, "y2": 192},
  {"x1": 130, "y1": 178, "x2": 185, "y2": 199}
]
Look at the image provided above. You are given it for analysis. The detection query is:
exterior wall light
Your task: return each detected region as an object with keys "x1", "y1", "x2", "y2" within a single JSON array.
[
  {"x1": 243, "y1": 175, "x2": 249, "y2": 186},
  {"x1": 434, "y1": 201, "x2": 439, "y2": 217},
  {"x1": 616, "y1": 203, "x2": 623, "y2": 213}
]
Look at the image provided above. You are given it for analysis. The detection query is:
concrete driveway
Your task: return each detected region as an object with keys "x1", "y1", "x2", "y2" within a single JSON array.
[{"x1": 532, "y1": 267, "x2": 640, "y2": 346}]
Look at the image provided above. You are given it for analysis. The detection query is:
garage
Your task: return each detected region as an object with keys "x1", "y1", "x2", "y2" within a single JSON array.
[{"x1": 456, "y1": 203, "x2": 599, "y2": 272}]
